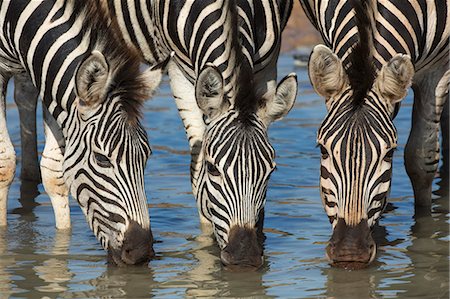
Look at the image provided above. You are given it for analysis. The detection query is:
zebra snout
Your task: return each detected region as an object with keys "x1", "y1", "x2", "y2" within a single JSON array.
[
  {"x1": 220, "y1": 226, "x2": 264, "y2": 270},
  {"x1": 108, "y1": 220, "x2": 154, "y2": 266},
  {"x1": 326, "y1": 218, "x2": 376, "y2": 270}
]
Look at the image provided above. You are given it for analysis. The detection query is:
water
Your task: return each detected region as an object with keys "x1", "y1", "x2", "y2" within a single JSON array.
[{"x1": 0, "y1": 55, "x2": 448, "y2": 298}]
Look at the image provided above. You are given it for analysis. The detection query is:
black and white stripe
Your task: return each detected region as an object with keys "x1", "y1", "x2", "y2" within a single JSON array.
[
  {"x1": 197, "y1": 112, "x2": 276, "y2": 246},
  {"x1": 301, "y1": 0, "x2": 449, "y2": 70},
  {"x1": 0, "y1": 0, "x2": 164, "y2": 264},
  {"x1": 107, "y1": 0, "x2": 297, "y2": 260},
  {"x1": 303, "y1": 0, "x2": 449, "y2": 230}
]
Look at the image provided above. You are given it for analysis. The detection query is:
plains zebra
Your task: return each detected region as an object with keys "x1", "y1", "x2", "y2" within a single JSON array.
[
  {"x1": 107, "y1": 0, "x2": 298, "y2": 267},
  {"x1": 0, "y1": 0, "x2": 169, "y2": 265},
  {"x1": 300, "y1": 0, "x2": 449, "y2": 268}
]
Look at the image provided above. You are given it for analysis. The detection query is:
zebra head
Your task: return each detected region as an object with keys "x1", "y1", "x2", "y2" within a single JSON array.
[
  {"x1": 308, "y1": 43, "x2": 414, "y2": 268},
  {"x1": 195, "y1": 64, "x2": 297, "y2": 269},
  {"x1": 62, "y1": 50, "x2": 166, "y2": 266}
]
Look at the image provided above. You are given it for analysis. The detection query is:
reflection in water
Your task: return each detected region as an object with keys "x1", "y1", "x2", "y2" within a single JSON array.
[
  {"x1": 63, "y1": 266, "x2": 156, "y2": 298},
  {"x1": 11, "y1": 179, "x2": 40, "y2": 223},
  {"x1": 0, "y1": 178, "x2": 41, "y2": 298},
  {"x1": 399, "y1": 190, "x2": 449, "y2": 299},
  {"x1": 323, "y1": 267, "x2": 380, "y2": 299},
  {"x1": 34, "y1": 229, "x2": 72, "y2": 294},
  {"x1": 185, "y1": 223, "x2": 222, "y2": 298},
  {"x1": 0, "y1": 227, "x2": 14, "y2": 299},
  {"x1": 153, "y1": 223, "x2": 270, "y2": 298},
  {"x1": 187, "y1": 225, "x2": 269, "y2": 298},
  {"x1": 4, "y1": 195, "x2": 42, "y2": 298}
]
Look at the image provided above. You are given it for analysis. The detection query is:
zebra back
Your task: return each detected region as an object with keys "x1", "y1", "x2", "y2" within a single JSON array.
[{"x1": 300, "y1": 0, "x2": 449, "y2": 71}]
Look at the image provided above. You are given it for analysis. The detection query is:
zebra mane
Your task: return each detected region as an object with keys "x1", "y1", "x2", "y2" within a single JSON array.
[
  {"x1": 346, "y1": 0, "x2": 376, "y2": 108},
  {"x1": 227, "y1": 0, "x2": 258, "y2": 125},
  {"x1": 72, "y1": 0, "x2": 147, "y2": 126}
]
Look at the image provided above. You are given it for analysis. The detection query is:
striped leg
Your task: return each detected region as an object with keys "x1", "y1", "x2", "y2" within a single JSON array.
[
  {"x1": 13, "y1": 73, "x2": 40, "y2": 183},
  {"x1": 440, "y1": 99, "x2": 449, "y2": 181},
  {"x1": 405, "y1": 66, "x2": 449, "y2": 207},
  {"x1": 437, "y1": 70, "x2": 449, "y2": 182},
  {"x1": 40, "y1": 107, "x2": 70, "y2": 229},
  {"x1": 167, "y1": 61, "x2": 209, "y2": 223},
  {"x1": 0, "y1": 75, "x2": 16, "y2": 226}
]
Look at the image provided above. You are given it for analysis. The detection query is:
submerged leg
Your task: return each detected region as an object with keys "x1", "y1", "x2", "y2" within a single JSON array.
[
  {"x1": 0, "y1": 75, "x2": 16, "y2": 226},
  {"x1": 13, "y1": 73, "x2": 40, "y2": 183},
  {"x1": 437, "y1": 71, "x2": 449, "y2": 197},
  {"x1": 405, "y1": 67, "x2": 448, "y2": 207},
  {"x1": 437, "y1": 71, "x2": 449, "y2": 182},
  {"x1": 40, "y1": 107, "x2": 70, "y2": 229}
]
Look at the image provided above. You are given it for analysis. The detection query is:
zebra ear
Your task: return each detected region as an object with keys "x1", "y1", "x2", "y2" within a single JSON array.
[
  {"x1": 195, "y1": 65, "x2": 228, "y2": 120},
  {"x1": 308, "y1": 45, "x2": 348, "y2": 108},
  {"x1": 375, "y1": 54, "x2": 414, "y2": 106},
  {"x1": 258, "y1": 73, "x2": 297, "y2": 126},
  {"x1": 75, "y1": 51, "x2": 110, "y2": 109}
]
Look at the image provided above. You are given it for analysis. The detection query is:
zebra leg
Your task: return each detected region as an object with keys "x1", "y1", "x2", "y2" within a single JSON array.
[
  {"x1": 405, "y1": 67, "x2": 449, "y2": 207},
  {"x1": 167, "y1": 61, "x2": 209, "y2": 223},
  {"x1": 438, "y1": 73, "x2": 449, "y2": 182},
  {"x1": 13, "y1": 73, "x2": 40, "y2": 183},
  {"x1": 437, "y1": 70, "x2": 449, "y2": 197},
  {"x1": 40, "y1": 107, "x2": 70, "y2": 229},
  {"x1": 0, "y1": 75, "x2": 16, "y2": 226}
]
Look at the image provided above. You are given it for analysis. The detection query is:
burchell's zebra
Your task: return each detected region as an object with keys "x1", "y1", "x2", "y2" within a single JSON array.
[
  {"x1": 300, "y1": 0, "x2": 449, "y2": 268},
  {"x1": 107, "y1": 0, "x2": 298, "y2": 267},
  {"x1": 0, "y1": 0, "x2": 168, "y2": 265}
]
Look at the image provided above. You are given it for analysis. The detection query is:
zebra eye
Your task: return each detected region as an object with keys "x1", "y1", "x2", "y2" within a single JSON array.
[
  {"x1": 94, "y1": 152, "x2": 113, "y2": 168},
  {"x1": 206, "y1": 161, "x2": 220, "y2": 176},
  {"x1": 319, "y1": 145, "x2": 329, "y2": 159},
  {"x1": 383, "y1": 149, "x2": 395, "y2": 163}
]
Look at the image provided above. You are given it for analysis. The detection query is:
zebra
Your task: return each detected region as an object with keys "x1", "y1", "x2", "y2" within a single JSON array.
[
  {"x1": 107, "y1": 0, "x2": 298, "y2": 267},
  {"x1": 0, "y1": 0, "x2": 169, "y2": 265},
  {"x1": 300, "y1": 0, "x2": 449, "y2": 268}
]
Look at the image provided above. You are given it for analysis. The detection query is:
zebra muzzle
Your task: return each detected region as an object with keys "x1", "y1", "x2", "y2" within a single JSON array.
[
  {"x1": 326, "y1": 218, "x2": 376, "y2": 269},
  {"x1": 220, "y1": 226, "x2": 264, "y2": 270},
  {"x1": 107, "y1": 220, "x2": 154, "y2": 266}
]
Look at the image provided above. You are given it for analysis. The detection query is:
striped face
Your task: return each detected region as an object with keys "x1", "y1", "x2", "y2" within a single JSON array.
[
  {"x1": 63, "y1": 96, "x2": 152, "y2": 256},
  {"x1": 60, "y1": 51, "x2": 165, "y2": 265},
  {"x1": 309, "y1": 44, "x2": 414, "y2": 267},
  {"x1": 194, "y1": 65, "x2": 297, "y2": 267},
  {"x1": 309, "y1": 45, "x2": 414, "y2": 231},
  {"x1": 197, "y1": 111, "x2": 276, "y2": 249},
  {"x1": 317, "y1": 89, "x2": 397, "y2": 228}
]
